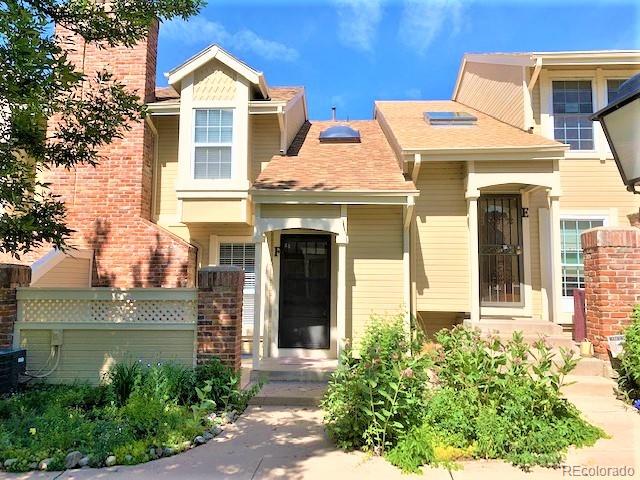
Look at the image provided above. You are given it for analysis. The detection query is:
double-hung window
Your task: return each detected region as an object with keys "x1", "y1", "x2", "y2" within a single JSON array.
[
  {"x1": 560, "y1": 218, "x2": 605, "y2": 300},
  {"x1": 552, "y1": 81, "x2": 594, "y2": 150},
  {"x1": 193, "y1": 109, "x2": 233, "y2": 179},
  {"x1": 607, "y1": 79, "x2": 628, "y2": 103},
  {"x1": 219, "y1": 243, "x2": 256, "y2": 329}
]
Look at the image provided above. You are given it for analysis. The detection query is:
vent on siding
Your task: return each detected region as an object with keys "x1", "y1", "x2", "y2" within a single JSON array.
[{"x1": 424, "y1": 111, "x2": 477, "y2": 126}]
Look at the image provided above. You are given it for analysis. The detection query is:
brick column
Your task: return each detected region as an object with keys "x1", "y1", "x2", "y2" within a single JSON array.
[
  {"x1": 197, "y1": 267, "x2": 244, "y2": 371},
  {"x1": 582, "y1": 227, "x2": 640, "y2": 357},
  {"x1": 0, "y1": 264, "x2": 31, "y2": 349}
]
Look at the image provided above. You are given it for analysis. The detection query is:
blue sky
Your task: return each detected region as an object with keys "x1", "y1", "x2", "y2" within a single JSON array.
[{"x1": 157, "y1": 0, "x2": 639, "y2": 120}]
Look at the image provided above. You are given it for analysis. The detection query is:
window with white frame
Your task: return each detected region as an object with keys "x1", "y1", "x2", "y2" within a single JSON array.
[
  {"x1": 219, "y1": 243, "x2": 255, "y2": 289},
  {"x1": 560, "y1": 218, "x2": 605, "y2": 298},
  {"x1": 552, "y1": 81, "x2": 594, "y2": 150},
  {"x1": 607, "y1": 79, "x2": 629, "y2": 103},
  {"x1": 193, "y1": 109, "x2": 233, "y2": 179}
]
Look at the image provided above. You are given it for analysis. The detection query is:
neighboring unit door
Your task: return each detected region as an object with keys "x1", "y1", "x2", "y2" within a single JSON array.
[
  {"x1": 478, "y1": 194, "x2": 524, "y2": 306},
  {"x1": 278, "y1": 234, "x2": 331, "y2": 349}
]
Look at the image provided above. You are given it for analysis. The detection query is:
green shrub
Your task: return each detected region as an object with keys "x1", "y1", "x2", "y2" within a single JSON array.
[
  {"x1": 385, "y1": 326, "x2": 605, "y2": 473},
  {"x1": 616, "y1": 306, "x2": 640, "y2": 403},
  {"x1": 195, "y1": 357, "x2": 257, "y2": 412},
  {"x1": 321, "y1": 314, "x2": 432, "y2": 453},
  {"x1": 105, "y1": 360, "x2": 143, "y2": 406}
]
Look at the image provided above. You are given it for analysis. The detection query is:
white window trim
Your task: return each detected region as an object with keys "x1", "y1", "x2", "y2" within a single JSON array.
[
  {"x1": 549, "y1": 77, "x2": 597, "y2": 153},
  {"x1": 208, "y1": 235, "x2": 255, "y2": 294},
  {"x1": 192, "y1": 108, "x2": 234, "y2": 180},
  {"x1": 559, "y1": 213, "x2": 609, "y2": 313},
  {"x1": 540, "y1": 68, "x2": 638, "y2": 159}
]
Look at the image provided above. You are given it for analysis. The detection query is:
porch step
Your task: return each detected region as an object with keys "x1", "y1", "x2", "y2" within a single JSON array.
[
  {"x1": 249, "y1": 381, "x2": 328, "y2": 407},
  {"x1": 249, "y1": 358, "x2": 337, "y2": 383},
  {"x1": 571, "y1": 357, "x2": 614, "y2": 378},
  {"x1": 468, "y1": 318, "x2": 565, "y2": 335},
  {"x1": 494, "y1": 332, "x2": 578, "y2": 350}
]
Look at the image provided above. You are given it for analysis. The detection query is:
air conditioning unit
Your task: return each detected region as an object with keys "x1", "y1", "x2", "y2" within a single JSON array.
[{"x1": 0, "y1": 348, "x2": 26, "y2": 394}]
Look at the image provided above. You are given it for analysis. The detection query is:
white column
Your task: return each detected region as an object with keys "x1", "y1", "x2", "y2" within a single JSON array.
[
  {"x1": 260, "y1": 236, "x2": 270, "y2": 360},
  {"x1": 252, "y1": 233, "x2": 263, "y2": 369},
  {"x1": 467, "y1": 192, "x2": 481, "y2": 324},
  {"x1": 336, "y1": 205, "x2": 348, "y2": 356},
  {"x1": 548, "y1": 194, "x2": 563, "y2": 323}
]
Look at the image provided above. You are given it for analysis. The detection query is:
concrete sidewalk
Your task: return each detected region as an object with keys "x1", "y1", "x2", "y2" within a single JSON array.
[{"x1": 1, "y1": 377, "x2": 638, "y2": 480}]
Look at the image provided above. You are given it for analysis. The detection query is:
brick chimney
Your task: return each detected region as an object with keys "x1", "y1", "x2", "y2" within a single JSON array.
[{"x1": 40, "y1": 21, "x2": 197, "y2": 287}]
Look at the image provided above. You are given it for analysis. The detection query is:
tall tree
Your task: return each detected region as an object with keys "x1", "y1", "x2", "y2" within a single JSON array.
[{"x1": 0, "y1": 0, "x2": 203, "y2": 257}]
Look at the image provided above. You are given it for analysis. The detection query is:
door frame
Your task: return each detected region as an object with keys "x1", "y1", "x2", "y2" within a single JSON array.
[
  {"x1": 477, "y1": 192, "x2": 533, "y2": 318},
  {"x1": 270, "y1": 230, "x2": 338, "y2": 359}
]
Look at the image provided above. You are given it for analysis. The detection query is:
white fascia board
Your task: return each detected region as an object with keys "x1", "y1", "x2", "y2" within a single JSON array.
[{"x1": 462, "y1": 53, "x2": 536, "y2": 67}]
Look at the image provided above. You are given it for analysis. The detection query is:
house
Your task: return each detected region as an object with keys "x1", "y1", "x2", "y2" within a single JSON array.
[{"x1": 7, "y1": 22, "x2": 640, "y2": 367}]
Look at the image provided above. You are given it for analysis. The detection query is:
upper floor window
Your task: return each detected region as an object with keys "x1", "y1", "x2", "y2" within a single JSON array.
[
  {"x1": 552, "y1": 80, "x2": 593, "y2": 150},
  {"x1": 193, "y1": 109, "x2": 233, "y2": 179},
  {"x1": 607, "y1": 79, "x2": 628, "y2": 103}
]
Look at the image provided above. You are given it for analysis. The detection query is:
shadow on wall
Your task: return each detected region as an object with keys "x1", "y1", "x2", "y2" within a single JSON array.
[{"x1": 84, "y1": 219, "x2": 191, "y2": 287}]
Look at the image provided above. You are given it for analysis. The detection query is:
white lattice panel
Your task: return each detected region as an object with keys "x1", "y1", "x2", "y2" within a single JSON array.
[{"x1": 18, "y1": 289, "x2": 197, "y2": 324}]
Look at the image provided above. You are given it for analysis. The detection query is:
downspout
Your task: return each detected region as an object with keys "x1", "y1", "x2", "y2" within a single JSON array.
[
  {"x1": 411, "y1": 153, "x2": 422, "y2": 183},
  {"x1": 525, "y1": 57, "x2": 543, "y2": 132},
  {"x1": 403, "y1": 196, "x2": 415, "y2": 336}
]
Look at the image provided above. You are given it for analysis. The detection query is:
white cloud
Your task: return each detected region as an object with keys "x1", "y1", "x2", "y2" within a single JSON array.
[
  {"x1": 399, "y1": 0, "x2": 466, "y2": 55},
  {"x1": 334, "y1": 0, "x2": 383, "y2": 52},
  {"x1": 162, "y1": 17, "x2": 299, "y2": 62}
]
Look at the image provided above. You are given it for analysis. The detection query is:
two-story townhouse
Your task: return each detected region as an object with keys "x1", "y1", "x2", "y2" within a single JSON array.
[{"x1": 9, "y1": 23, "x2": 639, "y2": 369}]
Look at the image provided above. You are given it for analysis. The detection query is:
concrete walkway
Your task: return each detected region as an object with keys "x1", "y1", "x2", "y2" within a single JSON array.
[{"x1": 2, "y1": 376, "x2": 639, "y2": 480}]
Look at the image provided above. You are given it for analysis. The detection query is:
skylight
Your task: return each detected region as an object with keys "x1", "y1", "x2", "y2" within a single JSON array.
[
  {"x1": 319, "y1": 125, "x2": 361, "y2": 143},
  {"x1": 425, "y1": 111, "x2": 477, "y2": 126}
]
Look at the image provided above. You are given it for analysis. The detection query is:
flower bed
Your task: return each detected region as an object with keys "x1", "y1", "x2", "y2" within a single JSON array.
[
  {"x1": 0, "y1": 358, "x2": 258, "y2": 472},
  {"x1": 615, "y1": 305, "x2": 640, "y2": 411},
  {"x1": 322, "y1": 316, "x2": 606, "y2": 473}
]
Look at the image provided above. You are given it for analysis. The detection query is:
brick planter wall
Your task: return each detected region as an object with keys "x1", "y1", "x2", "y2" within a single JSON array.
[
  {"x1": 0, "y1": 265, "x2": 31, "y2": 349},
  {"x1": 196, "y1": 267, "x2": 244, "y2": 371},
  {"x1": 582, "y1": 227, "x2": 640, "y2": 357}
]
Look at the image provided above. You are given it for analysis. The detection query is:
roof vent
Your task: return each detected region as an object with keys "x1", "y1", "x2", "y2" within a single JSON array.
[
  {"x1": 319, "y1": 125, "x2": 361, "y2": 143},
  {"x1": 425, "y1": 111, "x2": 477, "y2": 126}
]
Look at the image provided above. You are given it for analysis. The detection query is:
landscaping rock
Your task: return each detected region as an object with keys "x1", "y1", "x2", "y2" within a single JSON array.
[
  {"x1": 65, "y1": 451, "x2": 83, "y2": 469},
  {"x1": 124, "y1": 455, "x2": 133, "y2": 463},
  {"x1": 28, "y1": 462, "x2": 38, "y2": 470},
  {"x1": 149, "y1": 448, "x2": 160, "y2": 459},
  {"x1": 105, "y1": 455, "x2": 117, "y2": 467},
  {"x1": 194, "y1": 435, "x2": 206, "y2": 445},
  {"x1": 212, "y1": 425, "x2": 223, "y2": 436},
  {"x1": 3, "y1": 458, "x2": 17, "y2": 468},
  {"x1": 181, "y1": 440, "x2": 192, "y2": 450},
  {"x1": 155, "y1": 447, "x2": 163, "y2": 458},
  {"x1": 203, "y1": 431, "x2": 214, "y2": 441},
  {"x1": 38, "y1": 458, "x2": 53, "y2": 470},
  {"x1": 78, "y1": 456, "x2": 90, "y2": 467},
  {"x1": 163, "y1": 447, "x2": 174, "y2": 457}
]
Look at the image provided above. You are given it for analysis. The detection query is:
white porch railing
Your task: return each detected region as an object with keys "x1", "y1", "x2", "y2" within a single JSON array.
[{"x1": 16, "y1": 288, "x2": 197, "y2": 326}]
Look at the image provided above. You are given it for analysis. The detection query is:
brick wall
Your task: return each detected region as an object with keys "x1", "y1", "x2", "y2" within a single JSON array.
[
  {"x1": 582, "y1": 227, "x2": 640, "y2": 357},
  {"x1": 0, "y1": 265, "x2": 31, "y2": 349},
  {"x1": 3, "y1": 21, "x2": 197, "y2": 286},
  {"x1": 196, "y1": 267, "x2": 244, "y2": 371}
]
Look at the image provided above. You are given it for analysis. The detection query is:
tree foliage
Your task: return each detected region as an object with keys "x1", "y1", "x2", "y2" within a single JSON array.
[{"x1": 0, "y1": 0, "x2": 203, "y2": 257}]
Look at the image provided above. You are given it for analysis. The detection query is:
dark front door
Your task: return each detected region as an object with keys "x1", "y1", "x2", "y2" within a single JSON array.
[
  {"x1": 478, "y1": 194, "x2": 524, "y2": 305},
  {"x1": 278, "y1": 234, "x2": 331, "y2": 349}
]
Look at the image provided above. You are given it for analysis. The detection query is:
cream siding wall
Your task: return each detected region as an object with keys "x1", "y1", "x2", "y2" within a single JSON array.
[
  {"x1": 261, "y1": 204, "x2": 340, "y2": 219},
  {"x1": 32, "y1": 257, "x2": 91, "y2": 288},
  {"x1": 19, "y1": 329, "x2": 194, "y2": 384},
  {"x1": 249, "y1": 114, "x2": 280, "y2": 180},
  {"x1": 346, "y1": 206, "x2": 404, "y2": 348},
  {"x1": 285, "y1": 99, "x2": 306, "y2": 149},
  {"x1": 192, "y1": 60, "x2": 237, "y2": 101},
  {"x1": 155, "y1": 116, "x2": 179, "y2": 218},
  {"x1": 559, "y1": 159, "x2": 640, "y2": 225},
  {"x1": 414, "y1": 162, "x2": 469, "y2": 312},
  {"x1": 456, "y1": 61, "x2": 527, "y2": 130}
]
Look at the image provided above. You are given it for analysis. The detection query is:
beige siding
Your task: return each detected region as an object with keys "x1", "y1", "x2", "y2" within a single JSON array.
[
  {"x1": 19, "y1": 329, "x2": 194, "y2": 384},
  {"x1": 475, "y1": 160, "x2": 554, "y2": 175},
  {"x1": 180, "y1": 199, "x2": 251, "y2": 224},
  {"x1": 456, "y1": 61, "x2": 526, "y2": 130},
  {"x1": 250, "y1": 114, "x2": 280, "y2": 179},
  {"x1": 414, "y1": 162, "x2": 470, "y2": 311},
  {"x1": 193, "y1": 60, "x2": 236, "y2": 101},
  {"x1": 187, "y1": 224, "x2": 254, "y2": 268},
  {"x1": 33, "y1": 257, "x2": 91, "y2": 288},
  {"x1": 155, "y1": 116, "x2": 179, "y2": 218},
  {"x1": 346, "y1": 206, "x2": 404, "y2": 348},
  {"x1": 285, "y1": 99, "x2": 306, "y2": 149},
  {"x1": 560, "y1": 159, "x2": 640, "y2": 225}
]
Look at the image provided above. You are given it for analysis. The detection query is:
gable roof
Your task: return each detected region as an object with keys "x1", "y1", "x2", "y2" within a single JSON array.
[
  {"x1": 375, "y1": 100, "x2": 566, "y2": 154},
  {"x1": 268, "y1": 86, "x2": 304, "y2": 102},
  {"x1": 165, "y1": 44, "x2": 269, "y2": 98},
  {"x1": 252, "y1": 120, "x2": 416, "y2": 192}
]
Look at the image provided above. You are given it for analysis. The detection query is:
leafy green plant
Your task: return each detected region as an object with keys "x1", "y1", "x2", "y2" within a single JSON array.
[
  {"x1": 104, "y1": 360, "x2": 142, "y2": 406},
  {"x1": 321, "y1": 314, "x2": 432, "y2": 453},
  {"x1": 616, "y1": 305, "x2": 640, "y2": 404},
  {"x1": 191, "y1": 380, "x2": 217, "y2": 420}
]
